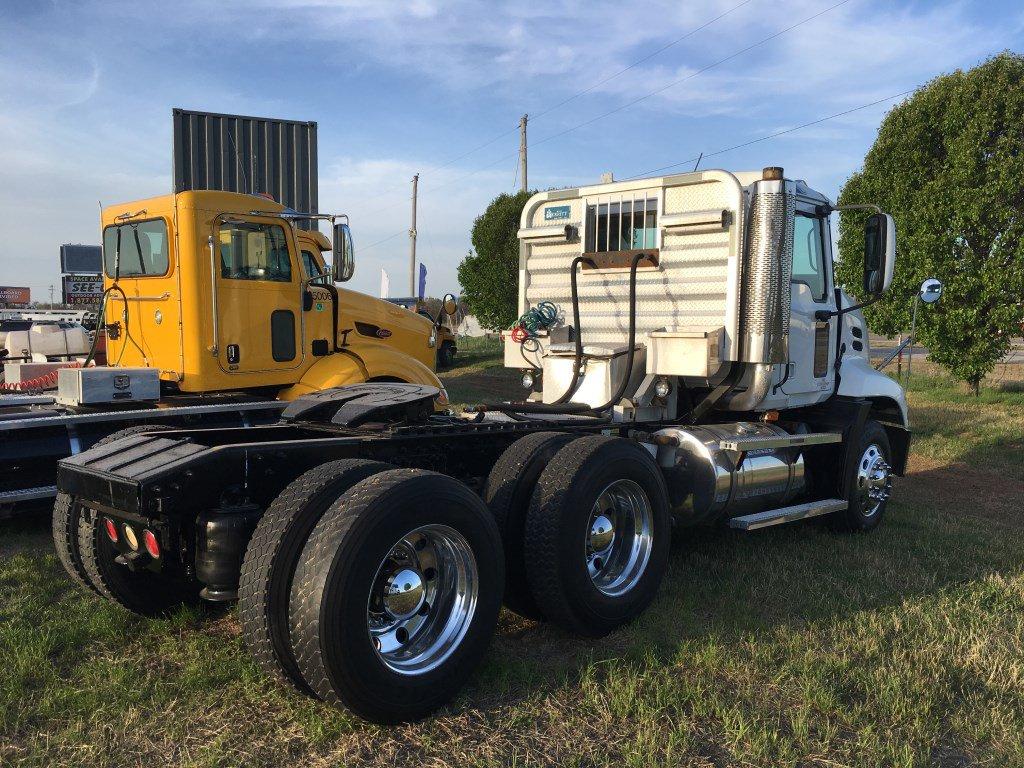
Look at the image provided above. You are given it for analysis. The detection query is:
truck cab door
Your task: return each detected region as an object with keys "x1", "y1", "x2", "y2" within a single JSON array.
[
  {"x1": 215, "y1": 216, "x2": 304, "y2": 374},
  {"x1": 779, "y1": 207, "x2": 836, "y2": 405}
]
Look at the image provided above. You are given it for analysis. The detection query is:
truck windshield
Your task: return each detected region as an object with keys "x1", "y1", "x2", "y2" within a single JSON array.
[{"x1": 102, "y1": 219, "x2": 170, "y2": 278}]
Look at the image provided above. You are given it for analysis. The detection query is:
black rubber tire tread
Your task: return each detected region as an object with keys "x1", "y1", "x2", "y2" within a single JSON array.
[
  {"x1": 51, "y1": 424, "x2": 174, "y2": 597},
  {"x1": 289, "y1": 468, "x2": 504, "y2": 723},
  {"x1": 484, "y1": 431, "x2": 577, "y2": 619},
  {"x1": 238, "y1": 458, "x2": 393, "y2": 695},
  {"x1": 524, "y1": 434, "x2": 672, "y2": 638},
  {"x1": 835, "y1": 419, "x2": 892, "y2": 533},
  {"x1": 52, "y1": 493, "x2": 100, "y2": 595},
  {"x1": 77, "y1": 509, "x2": 194, "y2": 616}
]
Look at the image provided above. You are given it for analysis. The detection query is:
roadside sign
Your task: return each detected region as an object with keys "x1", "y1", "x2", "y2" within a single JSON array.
[
  {"x1": 62, "y1": 275, "x2": 103, "y2": 306},
  {"x1": 0, "y1": 286, "x2": 31, "y2": 305},
  {"x1": 60, "y1": 244, "x2": 103, "y2": 275}
]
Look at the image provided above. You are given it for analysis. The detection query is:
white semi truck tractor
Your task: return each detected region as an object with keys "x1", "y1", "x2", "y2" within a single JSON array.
[{"x1": 55, "y1": 166, "x2": 907, "y2": 724}]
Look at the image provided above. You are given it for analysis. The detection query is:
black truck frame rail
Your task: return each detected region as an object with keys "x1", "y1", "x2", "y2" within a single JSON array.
[{"x1": 0, "y1": 396, "x2": 285, "y2": 514}]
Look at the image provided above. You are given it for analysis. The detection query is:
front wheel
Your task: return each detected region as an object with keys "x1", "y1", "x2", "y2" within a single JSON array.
[
  {"x1": 835, "y1": 419, "x2": 893, "y2": 532},
  {"x1": 288, "y1": 469, "x2": 504, "y2": 723}
]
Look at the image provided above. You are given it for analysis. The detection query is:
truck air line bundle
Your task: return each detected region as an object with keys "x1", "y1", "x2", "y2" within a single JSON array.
[{"x1": 54, "y1": 167, "x2": 908, "y2": 724}]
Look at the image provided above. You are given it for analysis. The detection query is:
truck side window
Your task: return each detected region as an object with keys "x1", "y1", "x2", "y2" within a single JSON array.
[
  {"x1": 300, "y1": 250, "x2": 328, "y2": 285},
  {"x1": 791, "y1": 215, "x2": 827, "y2": 301},
  {"x1": 102, "y1": 219, "x2": 170, "y2": 278},
  {"x1": 219, "y1": 222, "x2": 292, "y2": 282}
]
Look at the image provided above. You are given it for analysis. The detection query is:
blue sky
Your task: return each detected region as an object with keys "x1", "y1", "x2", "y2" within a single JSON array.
[{"x1": 1, "y1": 0, "x2": 1022, "y2": 301}]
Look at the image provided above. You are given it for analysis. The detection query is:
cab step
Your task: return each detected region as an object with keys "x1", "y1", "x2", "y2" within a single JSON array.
[
  {"x1": 728, "y1": 498, "x2": 848, "y2": 531},
  {"x1": 718, "y1": 431, "x2": 842, "y2": 452}
]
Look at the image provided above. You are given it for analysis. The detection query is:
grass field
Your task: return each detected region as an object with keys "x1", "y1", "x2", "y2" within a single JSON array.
[{"x1": 2, "y1": 342, "x2": 1024, "y2": 767}]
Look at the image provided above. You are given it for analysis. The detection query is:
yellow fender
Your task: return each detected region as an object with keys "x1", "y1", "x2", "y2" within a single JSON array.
[{"x1": 277, "y1": 345, "x2": 447, "y2": 403}]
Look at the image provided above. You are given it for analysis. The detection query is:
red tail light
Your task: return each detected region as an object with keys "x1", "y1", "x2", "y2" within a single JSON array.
[
  {"x1": 143, "y1": 529, "x2": 160, "y2": 559},
  {"x1": 103, "y1": 518, "x2": 119, "y2": 543}
]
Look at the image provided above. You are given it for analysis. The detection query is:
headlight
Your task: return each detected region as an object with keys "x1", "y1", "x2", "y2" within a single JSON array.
[
  {"x1": 654, "y1": 377, "x2": 672, "y2": 399},
  {"x1": 428, "y1": 327, "x2": 437, "y2": 348},
  {"x1": 521, "y1": 371, "x2": 534, "y2": 389}
]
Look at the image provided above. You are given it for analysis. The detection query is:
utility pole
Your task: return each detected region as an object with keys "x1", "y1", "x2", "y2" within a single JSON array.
[
  {"x1": 519, "y1": 114, "x2": 528, "y2": 193},
  {"x1": 408, "y1": 173, "x2": 418, "y2": 297}
]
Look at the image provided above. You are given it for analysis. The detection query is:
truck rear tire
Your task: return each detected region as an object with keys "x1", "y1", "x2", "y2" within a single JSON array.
[
  {"x1": 289, "y1": 469, "x2": 504, "y2": 723},
  {"x1": 239, "y1": 458, "x2": 393, "y2": 695},
  {"x1": 524, "y1": 435, "x2": 671, "y2": 637},
  {"x1": 52, "y1": 493, "x2": 101, "y2": 596},
  {"x1": 836, "y1": 419, "x2": 893, "y2": 532},
  {"x1": 52, "y1": 423, "x2": 173, "y2": 597},
  {"x1": 484, "y1": 431, "x2": 576, "y2": 620},
  {"x1": 77, "y1": 507, "x2": 196, "y2": 616}
]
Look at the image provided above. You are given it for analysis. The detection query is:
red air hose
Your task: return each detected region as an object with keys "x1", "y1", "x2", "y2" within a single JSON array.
[{"x1": 0, "y1": 362, "x2": 83, "y2": 393}]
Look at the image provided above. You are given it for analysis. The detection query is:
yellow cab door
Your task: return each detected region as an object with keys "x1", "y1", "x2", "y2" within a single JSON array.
[
  {"x1": 101, "y1": 216, "x2": 182, "y2": 376},
  {"x1": 297, "y1": 244, "x2": 336, "y2": 352},
  {"x1": 215, "y1": 215, "x2": 304, "y2": 375}
]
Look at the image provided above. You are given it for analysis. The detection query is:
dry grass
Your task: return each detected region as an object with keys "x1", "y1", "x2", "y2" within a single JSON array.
[{"x1": 2, "y1": 353, "x2": 1023, "y2": 768}]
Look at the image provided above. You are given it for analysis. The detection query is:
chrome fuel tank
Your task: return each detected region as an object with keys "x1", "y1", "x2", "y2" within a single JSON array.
[{"x1": 653, "y1": 422, "x2": 805, "y2": 525}]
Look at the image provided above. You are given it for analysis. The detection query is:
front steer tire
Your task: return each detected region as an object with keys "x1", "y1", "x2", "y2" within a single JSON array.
[
  {"x1": 834, "y1": 419, "x2": 894, "y2": 533},
  {"x1": 238, "y1": 458, "x2": 393, "y2": 695},
  {"x1": 524, "y1": 435, "x2": 671, "y2": 638},
  {"x1": 289, "y1": 469, "x2": 504, "y2": 723}
]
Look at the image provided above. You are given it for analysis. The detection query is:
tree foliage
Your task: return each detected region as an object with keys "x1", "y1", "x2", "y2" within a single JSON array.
[
  {"x1": 457, "y1": 190, "x2": 533, "y2": 331},
  {"x1": 835, "y1": 53, "x2": 1024, "y2": 393}
]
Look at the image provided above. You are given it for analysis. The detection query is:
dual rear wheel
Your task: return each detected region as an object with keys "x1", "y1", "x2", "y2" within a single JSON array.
[{"x1": 487, "y1": 433, "x2": 672, "y2": 636}]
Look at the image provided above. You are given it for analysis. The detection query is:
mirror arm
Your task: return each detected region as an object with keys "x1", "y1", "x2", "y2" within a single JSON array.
[
  {"x1": 814, "y1": 295, "x2": 882, "y2": 322},
  {"x1": 819, "y1": 202, "x2": 884, "y2": 216}
]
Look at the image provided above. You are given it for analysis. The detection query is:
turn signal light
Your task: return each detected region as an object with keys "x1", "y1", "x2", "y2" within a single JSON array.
[
  {"x1": 142, "y1": 529, "x2": 160, "y2": 559},
  {"x1": 103, "y1": 518, "x2": 118, "y2": 543}
]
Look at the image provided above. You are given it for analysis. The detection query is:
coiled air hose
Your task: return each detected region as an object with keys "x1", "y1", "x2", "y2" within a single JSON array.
[{"x1": 483, "y1": 253, "x2": 644, "y2": 417}]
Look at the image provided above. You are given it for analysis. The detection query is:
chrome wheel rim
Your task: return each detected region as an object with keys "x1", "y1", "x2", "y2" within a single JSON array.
[
  {"x1": 856, "y1": 443, "x2": 892, "y2": 517},
  {"x1": 367, "y1": 524, "x2": 478, "y2": 676},
  {"x1": 585, "y1": 479, "x2": 653, "y2": 597}
]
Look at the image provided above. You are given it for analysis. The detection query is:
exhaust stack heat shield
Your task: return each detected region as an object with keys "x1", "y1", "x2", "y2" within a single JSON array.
[{"x1": 741, "y1": 179, "x2": 794, "y2": 364}]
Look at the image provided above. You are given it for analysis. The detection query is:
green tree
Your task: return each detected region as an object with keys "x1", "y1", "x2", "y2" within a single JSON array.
[
  {"x1": 835, "y1": 52, "x2": 1024, "y2": 394},
  {"x1": 458, "y1": 190, "x2": 533, "y2": 330}
]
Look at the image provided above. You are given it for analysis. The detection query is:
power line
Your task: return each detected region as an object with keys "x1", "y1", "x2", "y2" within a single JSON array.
[
  {"x1": 355, "y1": 0, "x2": 758, "y2": 208},
  {"x1": 384, "y1": 0, "x2": 852, "y2": 209},
  {"x1": 363, "y1": 85, "x2": 920, "y2": 253},
  {"x1": 526, "y1": 0, "x2": 853, "y2": 154},
  {"x1": 624, "y1": 87, "x2": 918, "y2": 179},
  {"x1": 530, "y1": 0, "x2": 757, "y2": 122}
]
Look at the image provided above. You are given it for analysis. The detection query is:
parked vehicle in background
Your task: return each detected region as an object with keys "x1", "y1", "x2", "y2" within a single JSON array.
[
  {"x1": 0, "y1": 188, "x2": 443, "y2": 518},
  {"x1": 387, "y1": 295, "x2": 460, "y2": 367},
  {"x1": 55, "y1": 166, "x2": 908, "y2": 725}
]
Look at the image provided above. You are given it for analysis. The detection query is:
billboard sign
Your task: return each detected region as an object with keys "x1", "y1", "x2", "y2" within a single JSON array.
[
  {"x1": 60, "y1": 244, "x2": 103, "y2": 275},
  {"x1": 62, "y1": 275, "x2": 103, "y2": 306},
  {"x1": 0, "y1": 286, "x2": 31, "y2": 305}
]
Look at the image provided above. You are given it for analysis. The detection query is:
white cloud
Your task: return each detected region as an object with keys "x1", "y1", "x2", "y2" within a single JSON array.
[{"x1": 0, "y1": 0, "x2": 1019, "y2": 298}]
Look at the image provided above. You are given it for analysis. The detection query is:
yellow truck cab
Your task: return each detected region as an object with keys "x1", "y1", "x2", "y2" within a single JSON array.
[{"x1": 100, "y1": 190, "x2": 442, "y2": 400}]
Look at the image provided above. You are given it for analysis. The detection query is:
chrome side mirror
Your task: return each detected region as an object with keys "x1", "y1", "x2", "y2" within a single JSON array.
[
  {"x1": 919, "y1": 277, "x2": 942, "y2": 304},
  {"x1": 441, "y1": 293, "x2": 458, "y2": 317},
  {"x1": 863, "y1": 213, "x2": 896, "y2": 296},
  {"x1": 332, "y1": 223, "x2": 354, "y2": 282}
]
